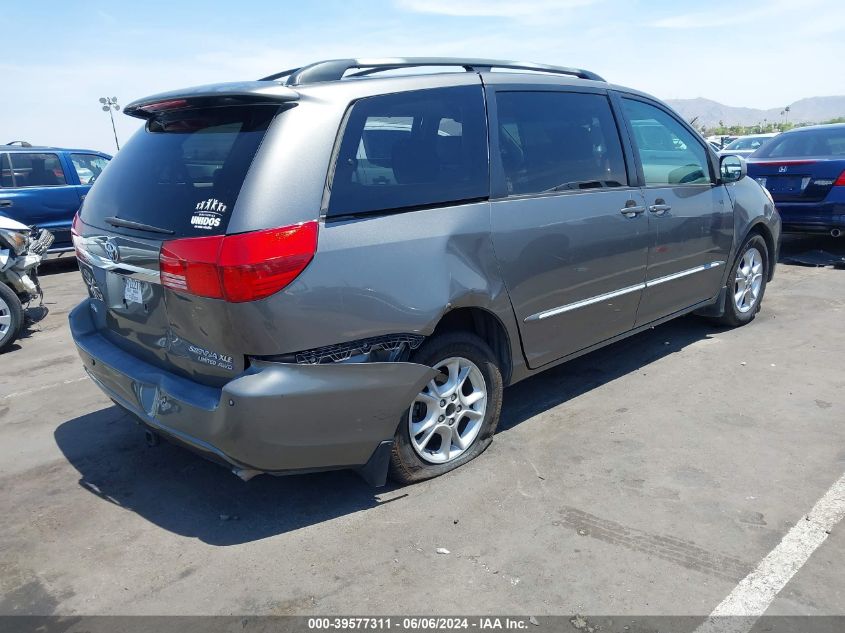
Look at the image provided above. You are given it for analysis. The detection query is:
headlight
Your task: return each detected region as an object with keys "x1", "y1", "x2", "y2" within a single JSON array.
[{"x1": 0, "y1": 228, "x2": 29, "y2": 255}]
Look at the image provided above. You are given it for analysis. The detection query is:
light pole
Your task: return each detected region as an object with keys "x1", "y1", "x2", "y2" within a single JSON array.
[{"x1": 99, "y1": 97, "x2": 121, "y2": 151}]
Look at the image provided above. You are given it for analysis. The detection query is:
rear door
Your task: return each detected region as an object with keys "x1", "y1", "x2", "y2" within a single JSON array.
[
  {"x1": 489, "y1": 87, "x2": 649, "y2": 369},
  {"x1": 0, "y1": 151, "x2": 82, "y2": 245},
  {"x1": 75, "y1": 105, "x2": 279, "y2": 386},
  {"x1": 618, "y1": 96, "x2": 733, "y2": 326}
]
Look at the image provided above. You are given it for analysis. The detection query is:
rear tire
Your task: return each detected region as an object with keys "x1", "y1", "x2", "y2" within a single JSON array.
[
  {"x1": 716, "y1": 233, "x2": 769, "y2": 327},
  {"x1": 0, "y1": 283, "x2": 23, "y2": 353},
  {"x1": 389, "y1": 332, "x2": 503, "y2": 484}
]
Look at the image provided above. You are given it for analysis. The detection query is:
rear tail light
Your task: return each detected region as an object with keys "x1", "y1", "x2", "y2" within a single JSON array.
[
  {"x1": 71, "y1": 213, "x2": 90, "y2": 263},
  {"x1": 834, "y1": 170, "x2": 845, "y2": 186},
  {"x1": 159, "y1": 222, "x2": 318, "y2": 303}
]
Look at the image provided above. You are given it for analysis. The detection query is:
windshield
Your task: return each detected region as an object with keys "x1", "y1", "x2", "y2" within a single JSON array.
[
  {"x1": 754, "y1": 127, "x2": 845, "y2": 158},
  {"x1": 80, "y1": 105, "x2": 278, "y2": 237}
]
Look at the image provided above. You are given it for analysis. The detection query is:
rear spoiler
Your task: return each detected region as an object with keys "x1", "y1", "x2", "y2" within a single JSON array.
[{"x1": 124, "y1": 81, "x2": 300, "y2": 119}]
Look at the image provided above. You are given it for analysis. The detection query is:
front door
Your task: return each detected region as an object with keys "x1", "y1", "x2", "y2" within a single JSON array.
[
  {"x1": 619, "y1": 97, "x2": 733, "y2": 326},
  {"x1": 489, "y1": 89, "x2": 650, "y2": 369}
]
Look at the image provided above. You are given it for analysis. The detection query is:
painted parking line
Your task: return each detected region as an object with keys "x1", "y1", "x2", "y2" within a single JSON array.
[
  {"x1": 0, "y1": 376, "x2": 88, "y2": 400},
  {"x1": 695, "y1": 471, "x2": 845, "y2": 633}
]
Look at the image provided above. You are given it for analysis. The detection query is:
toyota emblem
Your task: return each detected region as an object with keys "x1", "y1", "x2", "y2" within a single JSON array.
[{"x1": 103, "y1": 239, "x2": 120, "y2": 263}]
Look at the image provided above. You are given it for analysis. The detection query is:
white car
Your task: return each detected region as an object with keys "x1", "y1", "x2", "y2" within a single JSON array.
[{"x1": 720, "y1": 133, "x2": 779, "y2": 158}]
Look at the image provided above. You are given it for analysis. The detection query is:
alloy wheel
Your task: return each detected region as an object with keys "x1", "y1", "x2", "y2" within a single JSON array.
[
  {"x1": 0, "y1": 294, "x2": 12, "y2": 338},
  {"x1": 734, "y1": 246, "x2": 764, "y2": 313},
  {"x1": 408, "y1": 356, "x2": 488, "y2": 464}
]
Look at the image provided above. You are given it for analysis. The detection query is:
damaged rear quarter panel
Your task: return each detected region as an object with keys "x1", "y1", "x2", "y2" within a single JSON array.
[{"x1": 223, "y1": 202, "x2": 520, "y2": 360}]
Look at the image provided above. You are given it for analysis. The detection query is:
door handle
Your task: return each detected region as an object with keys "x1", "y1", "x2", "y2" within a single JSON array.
[
  {"x1": 0, "y1": 200, "x2": 12, "y2": 208},
  {"x1": 620, "y1": 202, "x2": 646, "y2": 218},
  {"x1": 648, "y1": 203, "x2": 671, "y2": 215}
]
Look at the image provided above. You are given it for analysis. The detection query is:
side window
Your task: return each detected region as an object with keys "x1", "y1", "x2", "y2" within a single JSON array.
[
  {"x1": 327, "y1": 85, "x2": 488, "y2": 217},
  {"x1": 622, "y1": 99, "x2": 712, "y2": 186},
  {"x1": 495, "y1": 91, "x2": 628, "y2": 196},
  {"x1": 8, "y1": 152, "x2": 67, "y2": 187},
  {"x1": 71, "y1": 154, "x2": 110, "y2": 185},
  {"x1": 0, "y1": 154, "x2": 12, "y2": 187}
]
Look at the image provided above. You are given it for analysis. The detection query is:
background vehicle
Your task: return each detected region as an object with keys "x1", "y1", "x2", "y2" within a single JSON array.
[
  {"x1": 747, "y1": 123, "x2": 845, "y2": 235},
  {"x1": 720, "y1": 133, "x2": 779, "y2": 158},
  {"x1": 1, "y1": 143, "x2": 111, "y2": 254},
  {"x1": 69, "y1": 58, "x2": 780, "y2": 486},
  {"x1": 0, "y1": 215, "x2": 52, "y2": 352}
]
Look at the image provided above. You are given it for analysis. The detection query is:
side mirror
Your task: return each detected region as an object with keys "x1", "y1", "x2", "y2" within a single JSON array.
[{"x1": 720, "y1": 154, "x2": 746, "y2": 183}]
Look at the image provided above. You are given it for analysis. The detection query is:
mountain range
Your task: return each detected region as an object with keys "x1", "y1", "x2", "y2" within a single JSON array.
[{"x1": 664, "y1": 96, "x2": 845, "y2": 128}]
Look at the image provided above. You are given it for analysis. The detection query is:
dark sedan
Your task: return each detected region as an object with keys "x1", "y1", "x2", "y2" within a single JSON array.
[{"x1": 746, "y1": 124, "x2": 845, "y2": 236}]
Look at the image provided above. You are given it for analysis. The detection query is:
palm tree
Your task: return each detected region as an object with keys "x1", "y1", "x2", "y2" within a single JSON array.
[{"x1": 784, "y1": 106, "x2": 791, "y2": 125}]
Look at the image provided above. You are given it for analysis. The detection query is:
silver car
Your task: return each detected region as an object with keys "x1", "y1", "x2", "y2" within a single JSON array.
[{"x1": 69, "y1": 58, "x2": 781, "y2": 485}]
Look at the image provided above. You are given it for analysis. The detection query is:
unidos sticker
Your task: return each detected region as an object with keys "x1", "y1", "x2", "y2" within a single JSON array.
[{"x1": 190, "y1": 198, "x2": 228, "y2": 230}]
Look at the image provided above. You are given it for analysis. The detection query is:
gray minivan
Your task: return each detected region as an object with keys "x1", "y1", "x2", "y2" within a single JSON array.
[{"x1": 69, "y1": 58, "x2": 781, "y2": 485}]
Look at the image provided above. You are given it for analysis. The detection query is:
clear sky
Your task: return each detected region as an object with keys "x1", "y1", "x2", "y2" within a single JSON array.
[{"x1": 2, "y1": 0, "x2": 844, "y2": 153}]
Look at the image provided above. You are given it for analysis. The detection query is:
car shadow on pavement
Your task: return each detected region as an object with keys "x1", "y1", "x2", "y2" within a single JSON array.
[
  {"x1": 779, "y1": 233, "x2": 845, "y2": 268},
  {"x1": 54, "y1": 406, "x2": 392, "y2": 546},
  {"x1": 54, "y1": 313, "x2": 724, "y2": 546},
  {"x1": 497, "y1": 314, "x2": 722, "y2": 433}
]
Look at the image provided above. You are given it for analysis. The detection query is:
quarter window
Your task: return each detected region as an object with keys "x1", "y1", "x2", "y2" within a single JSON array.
[
  {"x1": 327, "y1": 86, "x2": 488, "y2": 218},
  {"x1": 494, "y1": 91, "x2": 628, "y2": 196},
  {"x1": 71, "y1": 154, "x2": 110, "y2": 185},
  {"x1": 622, "y1": 99, "x2": 712, "y2": 186},
  {"x1": 8, "y1": 152, "x2": 67, "y2": 187}
]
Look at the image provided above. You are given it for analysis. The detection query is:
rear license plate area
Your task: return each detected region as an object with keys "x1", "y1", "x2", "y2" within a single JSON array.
[
  {"x1": 124, "y1": 277, "x2": 146, "y2": 305},
  {"x1": 767, "y1": 176, "x2": 809, "y2": 194}
]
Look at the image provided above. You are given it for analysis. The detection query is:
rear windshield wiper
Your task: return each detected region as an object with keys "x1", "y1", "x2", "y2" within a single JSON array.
[{"x1": 105, "y1": 216, "x2": 175, "y2": 235}]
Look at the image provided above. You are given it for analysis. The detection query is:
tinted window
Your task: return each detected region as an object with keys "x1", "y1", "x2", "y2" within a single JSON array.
[
  {"x1": 71, "y1": 153, "x2": 110, "y2": 185},
  {"x1": 622, "y1": 99, "x2": 712, "y2": 186},
  {"x1": 8, "y1": 152, "x2": 67, "y2": 187},
  {"x1": 0, "y1": 154, "x2": 11, "y2": 187},
  {"x1": 755, "y1": 127, "x2": 845, "y2": 158},
  {"x1": 80, "y1": 106, "x2": 277, "y2": 237},
  {"x1": 495, "y1": 91, "x2": 627, "y2": 196},
  {"x1": 327, "y1": 86, "x2": 488, "y2": 217}
]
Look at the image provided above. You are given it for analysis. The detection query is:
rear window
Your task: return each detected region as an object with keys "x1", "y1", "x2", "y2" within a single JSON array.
[
  {"x1": 327, "y1": 85, "x2": 488, "y2": 218},
  {"x1": 80, "y1": 106, "x2": 277, "y2": 237},
  {"x1": 755, "y1": 127, "x2": 845, "y2": 158},
  {"x1": 7, "y1": 152, "x2": 67, "y2": 187}
]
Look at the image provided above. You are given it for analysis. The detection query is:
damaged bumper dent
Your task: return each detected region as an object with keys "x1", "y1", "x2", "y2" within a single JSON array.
[{"x1": 69, "y1": 300, "x2": 436, "y2": 486}]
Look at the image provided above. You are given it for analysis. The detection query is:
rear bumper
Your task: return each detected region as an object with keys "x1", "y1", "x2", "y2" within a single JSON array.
[
  {"x1": 775, "y1": 200, "x2": 845, "y2": 233},
  {"x1": 69, "y1": 300, "x2": 435, "y2": 484}
]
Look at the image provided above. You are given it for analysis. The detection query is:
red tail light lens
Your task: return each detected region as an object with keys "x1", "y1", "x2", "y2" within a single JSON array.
[
  {"x1": 159, "y1": 222, "x2": 318, "y2": 302},
  {"x1": 834, "y1": 170, "x2": 845, "y2": 186}
]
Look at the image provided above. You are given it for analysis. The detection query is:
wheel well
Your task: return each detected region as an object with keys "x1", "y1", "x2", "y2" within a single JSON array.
[
  {"x1": 746, "y1": 223, "x2": 776, "y2": 281},
  {"x1": 431, "y1": 308, "x2": 513, "y2": 384}
]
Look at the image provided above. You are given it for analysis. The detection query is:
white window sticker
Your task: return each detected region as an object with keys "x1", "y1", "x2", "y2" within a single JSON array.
[{"x1": 124, "y1": 278, "x2": 144, "y2": 304}]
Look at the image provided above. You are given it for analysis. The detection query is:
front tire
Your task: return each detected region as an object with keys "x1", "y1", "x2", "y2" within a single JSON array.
[
  {"x1": 389, "y1": 332, "x2": 503, "y2": 484},
  {"x1": 0, "y1": 283, "x2": 23, "y2": 353},
  {"x1": 717, "y1": 233, "x2": 769, "y2": 327}
]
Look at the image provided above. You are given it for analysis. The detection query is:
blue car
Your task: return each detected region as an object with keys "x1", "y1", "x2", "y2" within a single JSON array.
[
  {"x1": 0, "y1": 143, "x2": 112, "y2": 252},
  {"x1": 746, "y1": 124, "x2": 845, "y2": 236}
]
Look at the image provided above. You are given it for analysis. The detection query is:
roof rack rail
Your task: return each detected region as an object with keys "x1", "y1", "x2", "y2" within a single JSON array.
[{"x1": 259, "y1": 58, "x2": 605, "y2": 85}]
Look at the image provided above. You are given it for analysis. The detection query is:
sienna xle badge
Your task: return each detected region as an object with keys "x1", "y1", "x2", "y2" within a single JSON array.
[{"x1": 69, "y1": 58, "x2": 781, "y2": 485}]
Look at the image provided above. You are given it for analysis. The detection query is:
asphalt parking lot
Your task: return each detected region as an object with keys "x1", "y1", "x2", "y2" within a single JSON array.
[{"x1": 0, "y1": 236, "x2": 843, "y2": 618}]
